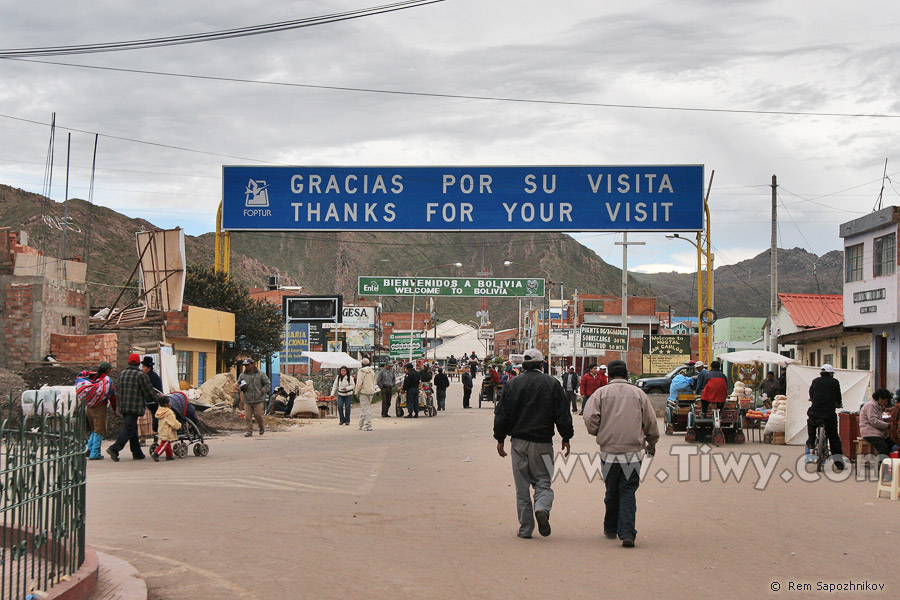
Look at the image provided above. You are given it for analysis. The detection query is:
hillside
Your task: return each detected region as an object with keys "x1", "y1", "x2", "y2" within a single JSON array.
[
  {"x1": 634, "y1": 248, "x2": 844, "y2": 317},
  {"x1": 0, "y1": 184, "x2": 844, "y2": 327}
]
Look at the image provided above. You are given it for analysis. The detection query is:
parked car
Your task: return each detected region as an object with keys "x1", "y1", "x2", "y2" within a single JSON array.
[{"x1": 635, "y1": 363, "x2": 701, "y2": 394}]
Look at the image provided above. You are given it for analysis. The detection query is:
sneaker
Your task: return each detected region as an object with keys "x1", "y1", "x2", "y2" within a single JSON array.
[
  {"x1": 244, "y1": 432, "x2": 253, "y2": 437},
  {"x1": 151, "y1": 453, "x2": 159, "y2": 462},
  {"x1": 535, "y1": 510, "x2": 551, "y2": 537},
  {"x1": 622, "y1": 539, "x2": 635, "y2": 548},
  {"x1": 259, "y1": 429, "x2": 265, "y2": 436},
  {"x1": 132, "y1": 455, "x2": 146, "y2": 460},
  {"x1": 106, "y1": 447, "x2": 119, "y2": 462},
  {"x1": 604, "y1": 531, "x2": 617, "y2": 539},
  {"x1": 517, "y1": 532, "x2": 532, "y2": 539}
]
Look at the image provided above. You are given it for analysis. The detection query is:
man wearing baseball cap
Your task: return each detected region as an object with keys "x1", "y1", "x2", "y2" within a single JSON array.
[
  {"x1": 806, "y1": 364, "x2": 845, "y2": 470},
  {"x1": 494, "y1": 349, "x2": 573, "y2": 539},
  {"x1": 107, "y1": 353, "x2": 162, "y2": 462}
]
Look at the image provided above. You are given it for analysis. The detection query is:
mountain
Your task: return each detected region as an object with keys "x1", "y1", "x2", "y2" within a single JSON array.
[
  {"x1": 633, "y1": 248, "x2": 844, "y2": 317},
  {"x1": 0, "y1": 184, "x2": 844, "y2": 327}
]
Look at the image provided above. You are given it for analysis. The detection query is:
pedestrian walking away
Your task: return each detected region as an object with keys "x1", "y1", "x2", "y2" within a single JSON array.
[
  {"x1": 494, "y1": 348, "x2": 573, "y2": 539},
  {"x1": 355, "y1": 358, "x2": 377, "y2": 430},
  {"x1": 239, "y1": 359, "x2": 272, "y2": 436},
  {"x1": 434, "y1": 367, "x2": 450, "y2": 411},
  {"x1": 403, "y1": 363, "x2": 420, "y2": 418},
  {"x1": 76, "y1": 361, "x2": 117, "y2": 460},
  {"x1": 582, "y1": 359, "x2": 659, "y2": 548},
  {"x1": 377, "y1": 363, "x2": 396, "y2": 418},
  {"x1": 107, "y1": 353, "x2": 162, "y2": 462},
  {"x1": 461, "y1": 369, "x2": 473, "y2": 409},
  {"x1": 332, "y1": 365, "x2": 356, "y2": 426}
]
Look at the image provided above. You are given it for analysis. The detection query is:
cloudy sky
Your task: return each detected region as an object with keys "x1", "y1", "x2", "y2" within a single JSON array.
[{"x1": 2, "y1": 0, "x2": 899, "y2": 274}]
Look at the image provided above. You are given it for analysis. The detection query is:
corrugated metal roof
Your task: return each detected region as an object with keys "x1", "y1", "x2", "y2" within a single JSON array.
[{"x1": 778, "y1": 293, "x2": 843, "y2": 329}]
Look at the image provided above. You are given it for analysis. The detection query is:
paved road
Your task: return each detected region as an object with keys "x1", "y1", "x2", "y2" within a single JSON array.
[{"x1": 87, "y1": 380, "x2": 894, "y2": 599}]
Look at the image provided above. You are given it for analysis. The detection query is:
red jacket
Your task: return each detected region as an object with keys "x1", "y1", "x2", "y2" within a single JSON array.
[
  {"x1": 580, "y1": 372, "x2": 607, "y2": 398},
  {"x1": 700, "y1": 376, "x2": 727, "y2": 404}
]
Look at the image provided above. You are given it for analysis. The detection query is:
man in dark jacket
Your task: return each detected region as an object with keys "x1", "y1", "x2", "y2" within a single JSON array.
[
  {"x1": 141, "y1": 355, "x2": 163, "y2": 433},
  {"x1": 434, "y1": 367, "x2": 450, "y2": 411},
  {"x1": 699, "y1": 361, "x2": 728, "y2": 414},
  {"x1": 107, "y1": 353, "x2": 162, "y2": 462},
  {"x1": 806, "y1": 364, "x2": 845, "y2": 469},
  {"x1": 402, "y1": 363, "x2": 420, "y2": 418},
  {"x1": 494, "y1": 349, "x2": 573, "y2": 539},
  {"x1": 461, "y1": 370, "x2": 473, "y2": 409}
]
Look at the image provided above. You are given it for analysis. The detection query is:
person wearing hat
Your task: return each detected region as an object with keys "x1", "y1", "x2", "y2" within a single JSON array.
[
  {"x1": 238, "y1": 358, "x2": 271, "y2": 437},
  {"x1": 107, "y1": 353, "x2": 163, "y2": 461},
  {"x1": 355, "y1": 358, "x2": 377, "y2": 430},
  {"x1": 579, "y1": 364, "x2": 606, "y2": 415},
  {"x1": 494, "y1": 348, "x2": 573, "y2": 539},
  {"x1": 699, "y1": 360, "x2": 728, "y2": 415},
  {"x1": 805, "y1": 364, "x2": 845, "y2": 469},
  {"x1": 141, "y1": 356, "x2": 164, "y2": 433},
  {"x1": 75, "y1": 361, "x2": 117, "y2": 460},
  {"x1": 583, "y1": 359, "x2": 659, "y2": 548}
]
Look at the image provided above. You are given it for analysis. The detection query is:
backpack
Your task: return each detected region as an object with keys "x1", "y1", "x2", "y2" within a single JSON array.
[{"x1": 75, "y1": 371, "x2": 113, "y2": 408}]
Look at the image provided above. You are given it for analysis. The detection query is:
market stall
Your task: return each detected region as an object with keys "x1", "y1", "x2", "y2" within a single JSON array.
[{"x1": 784, "y1": 364, "x2": 871, "y2": 446}]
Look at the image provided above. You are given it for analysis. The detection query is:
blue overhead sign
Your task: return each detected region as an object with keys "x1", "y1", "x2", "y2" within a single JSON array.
[{"x1": 222, "y1": 165, "x2": 704, "y2": 232}]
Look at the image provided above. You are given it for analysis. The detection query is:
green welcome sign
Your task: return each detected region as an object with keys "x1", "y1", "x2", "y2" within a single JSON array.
[{"x1": 359, "y1": 276, "x2": 545, "y2": 297}]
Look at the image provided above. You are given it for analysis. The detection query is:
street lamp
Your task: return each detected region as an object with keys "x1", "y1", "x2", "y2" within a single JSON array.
[
  {"x1": 409, "y1": 262, "x2": 462, "y2": 363},
  {"x1": 666, "y1": 233, "x2": 714, "y2": 364},
  {"x1": 503, "y1": 260, "x2": 552, "y2": 368}
]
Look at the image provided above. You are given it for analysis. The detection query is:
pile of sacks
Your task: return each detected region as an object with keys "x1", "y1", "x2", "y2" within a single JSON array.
[
  {"x1": 280, "y1": 373, "x2": 319, "y2": 417},
  {"x1": 763, "y1": 395, "x2": 788, "y2": 434},
  {"x1": 729, "y1": 381, "x2": 754, "y2": 404}
]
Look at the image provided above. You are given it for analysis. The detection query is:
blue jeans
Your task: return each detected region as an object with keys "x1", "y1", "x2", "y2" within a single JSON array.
[
  {"x1": 337, "y1": 394, "x2": 353, "y2": 424},
  {"x1": 602, "y1": 458, "x2": 642, "y2": 541},
  {"x1": 110, "y1": 414, "x2": 144, "y2": 458}
]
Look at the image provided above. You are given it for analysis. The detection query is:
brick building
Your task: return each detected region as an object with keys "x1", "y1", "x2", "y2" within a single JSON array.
[{"x1": 0, "y1": 229, "x2": 90, "y2": 371}]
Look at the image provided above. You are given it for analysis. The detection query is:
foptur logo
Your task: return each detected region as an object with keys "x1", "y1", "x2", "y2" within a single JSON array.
[{"x1": 245, "y1": 179, "x2": 270, "y2": 207}]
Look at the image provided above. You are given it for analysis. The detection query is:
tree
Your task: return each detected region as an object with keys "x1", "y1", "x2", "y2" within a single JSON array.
[{"x1": 183, "y1": 265, "x2": 283, "y2": 367}]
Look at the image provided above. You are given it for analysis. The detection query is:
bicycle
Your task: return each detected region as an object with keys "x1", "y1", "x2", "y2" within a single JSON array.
[{"x1": 814, "y1": 419, "x2": 829, "y2": 473}]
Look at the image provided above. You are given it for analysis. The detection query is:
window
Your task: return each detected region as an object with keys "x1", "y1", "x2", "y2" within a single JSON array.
[
  {"x1": 823, "y1": 353, "x2": 833, "y2": 366},
  {"x1": 176, "y1": 351, "x2": 192, "y2": 384},
  {"x1": 845, "y1": 243, "x2": 864, "y2": 282},
  {"x1": 582, "y1": 300, "x2": 605, "y2": 313},
  {"x1": 856, "y1": 347, "x2": 870, "y2": 371},
  {"x1": 874, "y1": 233, "x2": 896, "y2": 277},
  {"x1": 197, "y1": 352, "x2": 207, "y2": 385},
  {"x1": 840, "y1": 346, "x2": 848, "y2": 370}
]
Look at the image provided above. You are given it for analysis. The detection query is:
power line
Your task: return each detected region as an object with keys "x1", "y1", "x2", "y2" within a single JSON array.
[
  {"x1": 6, "y1": 56, "x2": 900, "y2": 120},
  {"x1": 0, "y1": 1, "x2": 445, "y2": 57}
]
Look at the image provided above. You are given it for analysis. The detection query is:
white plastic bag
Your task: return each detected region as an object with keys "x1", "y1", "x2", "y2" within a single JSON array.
[{"x1": 764, "y1": 412, "x2": 785, "y2": 434}]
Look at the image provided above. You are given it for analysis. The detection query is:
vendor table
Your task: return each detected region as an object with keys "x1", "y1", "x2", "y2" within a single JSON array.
[
  {"x1": 743, "y1": 417, "x2": 765, "y2": 443},
  {"x1": 317, "y1": 396, "x2": 337, "y2": 417}
]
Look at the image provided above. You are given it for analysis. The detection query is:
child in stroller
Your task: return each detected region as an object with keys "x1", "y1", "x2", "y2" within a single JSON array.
[{"x1": 151, "y1": 391, "x2": 209, "y2": 458}]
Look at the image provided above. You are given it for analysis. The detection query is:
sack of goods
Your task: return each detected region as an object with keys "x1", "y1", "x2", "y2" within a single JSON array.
[{"x1": 763, "y1": 396, "x2": 788, "y2": 434}]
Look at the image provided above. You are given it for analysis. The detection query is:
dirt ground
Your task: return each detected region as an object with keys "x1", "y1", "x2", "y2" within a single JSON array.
[{"x1": 84, "y1": 380, "x2": 896, "y2": 600}]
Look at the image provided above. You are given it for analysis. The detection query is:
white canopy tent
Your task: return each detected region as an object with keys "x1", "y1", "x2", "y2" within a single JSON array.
[
  {"x1": 300, "y1": 351, "x2": 362, "y2": 369},
  {"x1": 716, "y1": 349, "x2": 798, "y2": 366},
  {"x1": 427, "y1": 330, "x2": 489, "y2": 361},
  {"x1": 784, "y1": 364, "x2": 871, "y2": 445}
]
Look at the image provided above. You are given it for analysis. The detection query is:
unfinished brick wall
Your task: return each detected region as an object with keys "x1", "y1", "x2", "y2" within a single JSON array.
[
  {"x1": 164, "y1": 308, "x2": 189, "y2": 338},
  {"x1": 4, "y1": 283, "x2": 34, "y2": 370},
  {"x1": 50, "y1": 333, "x2": 117, "y2": 366}
]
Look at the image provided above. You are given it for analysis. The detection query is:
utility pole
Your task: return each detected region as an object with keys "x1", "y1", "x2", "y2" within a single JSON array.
[
  {"x1": 769, "y1": 175, "x2": 778, "y2": 354},
  {"x1": 615, "y1": 233, "x2": 645, "y2": 361}
]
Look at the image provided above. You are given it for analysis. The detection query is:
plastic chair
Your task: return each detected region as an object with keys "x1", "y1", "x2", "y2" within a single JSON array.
[{"x1": 875, "y1": 458, "x2": 900, "y2": 501}]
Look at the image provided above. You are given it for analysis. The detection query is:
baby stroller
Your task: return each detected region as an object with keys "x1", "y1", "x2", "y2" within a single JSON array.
[{"x1": 150, "y1": 391, "x2": 210, "y2": 458}]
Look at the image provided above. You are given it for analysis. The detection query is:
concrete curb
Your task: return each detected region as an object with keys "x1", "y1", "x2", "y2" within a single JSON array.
[
  {"x1": 45, "y1": 545, "x2": 98, "y2": 600},
  {"x1": 89, "y1": 552, "x2": 147, "y2": 600}
]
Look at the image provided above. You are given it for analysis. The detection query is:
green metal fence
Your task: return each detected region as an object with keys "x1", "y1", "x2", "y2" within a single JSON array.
[{"x1": 1, "y1": 394, "x2": 87, "y2": 598}]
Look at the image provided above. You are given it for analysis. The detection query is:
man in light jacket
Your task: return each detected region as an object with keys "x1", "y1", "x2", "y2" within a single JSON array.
[
  {"x1": 355, "y1": 358, "x2": 377, "y2": 431},
  {"x1": 238, "y1": 359, "x2": 271, "y2": 438},
  {"x1": 583, "y1": 359, "x2": 659, "y2": 548}
]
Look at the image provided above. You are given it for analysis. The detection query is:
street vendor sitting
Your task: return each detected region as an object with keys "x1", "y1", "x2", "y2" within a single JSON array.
[
  {"x1": 668, "y1": 370, "x2": 694, "y2": 404},
  {"x1": 699, "y1": 361, "x2": 728, "y2": 414},
  {"x1": 860, "y1": 388, "x2": 894, "y2": 459}
]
